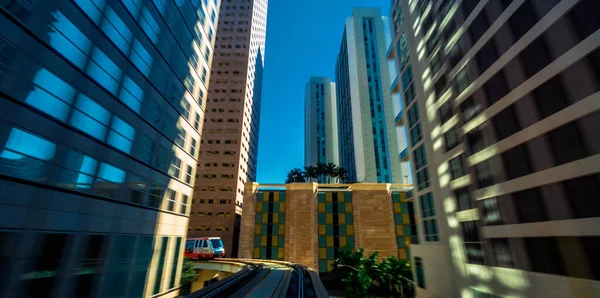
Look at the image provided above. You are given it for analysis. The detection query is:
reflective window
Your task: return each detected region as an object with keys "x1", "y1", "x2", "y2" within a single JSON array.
[
  {"x1": 86, "y1": 48, "x2": 122, "y2": 94},
  {"x1": 49, "y1": 12, "x2": 92, "y2": 68},
  {"x1": 1, "y1": 128, "x2": 56, "y2": 161},
  {"x1": 166, "y1": 188, "x2": 176, "y2": 211},
  {"x1": 70, "y1": 95, "x2": 110, "y2": 140},
  {"x1": 56, "y1": 149, "x2": 98, "y2": 189},
  {"x1": 130, "y1": 40, "x2": 153, "y2": 76},
  {"x1": 101, "y1": 7, "x2": 132, "y2": 53},
  {"x1": 140, "y1": 8, "x2": 160, "y2": 43},
  {"x1": 73, "y1": 0, "x2": 107, "y2": 24},
  {"x1": 118, "y1": 76, "x2": 143, "y2": 113},
  {"x1": 108, "y1": 117, "x2": 136, "y2": 153},
  {"x1": 25, "y1": 69, "x2": 75, "y2": 121},
  {"x1": 168, "y1": 157, "x2": 181, "y2": 178},
  {"x1": 121, "y1": 0, "x2": 143, "y2": 19},
  {"x1": 185, "y1": 165, "x2": 192, "y2": 184},
  {"x1": 97, "y1": 162, "x2": 126, "y2": 183}
]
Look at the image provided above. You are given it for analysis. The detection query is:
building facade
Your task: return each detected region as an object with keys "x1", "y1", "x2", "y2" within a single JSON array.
[
  {"x1": 335, "y1": 8, "x2": 405, "y2": 184},
  {"x1": 190, "y1": 0, "x2": 268, "y2": 257},
  {"x1": 305, "y1": 76, "x2": 339, "y2": 180},
  {"x1": 238, "y1": 182, "x2": 417, "y2": 274},
  {"x1": 390, "y1": 0, "x2": 600, "y2": 297},
  {"x1": 0, "y1": 0, "x2": 219, "y2": 297}
]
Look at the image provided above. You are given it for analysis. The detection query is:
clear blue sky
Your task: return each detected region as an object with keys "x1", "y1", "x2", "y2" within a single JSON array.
[{"x1": 256, "y1": 0, "x2": 391, "y2": 183}]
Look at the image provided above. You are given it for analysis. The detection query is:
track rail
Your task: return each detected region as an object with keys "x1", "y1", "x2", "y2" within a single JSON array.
[{"x1": 187, "y1": 259, "x2": 329, "y2": 298}]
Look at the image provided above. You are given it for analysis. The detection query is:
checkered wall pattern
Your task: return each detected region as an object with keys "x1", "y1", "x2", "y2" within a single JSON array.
[{"x1": 253, "y1": 190, "x2": 286, "y2": 260}]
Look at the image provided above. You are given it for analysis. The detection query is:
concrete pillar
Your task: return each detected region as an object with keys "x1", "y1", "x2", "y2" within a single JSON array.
[
  {"x1": 238, "y1": 182, "x2": 259, "y2": 259},
  {"x1": 284, "y1": 183, "x2": 319, "y2": 270},
  {"x1": 351, "y1": 183, "x2": 398, "y2": 258}
]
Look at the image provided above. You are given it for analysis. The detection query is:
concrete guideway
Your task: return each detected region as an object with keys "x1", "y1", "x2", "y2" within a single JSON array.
[{"x1": 185, "y1": 258, "x2": 329, "y2": 298}]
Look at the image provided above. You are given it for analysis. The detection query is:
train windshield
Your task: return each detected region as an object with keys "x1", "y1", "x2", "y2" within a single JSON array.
[{"x1": 210, "y1": 239, "x2": 223, "y2": 249}]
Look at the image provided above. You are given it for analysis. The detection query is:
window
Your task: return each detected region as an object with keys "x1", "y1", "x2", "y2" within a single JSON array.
[
  {"x1": 474, "y1": 160, "x2": 494, "y2": 188},
  {"x1": 194, "y1": 113, "x2": 201, "y2": 130},
  {"x1": 525, "y1": 237, "x2": 565, "y2": 275},
  {"x1": 475, "y1": 40, "x2": 498, "y2": 73},
  {"x1": 481, "y1": 197, "x2": 502, "y2": 225},
  {"x1": 508, "y1": 1, "x2": 537, "y2": 41},
  {"x1": 168, "y1": 157, "x2": 181, "y2": 178},
  {"x1": 483, "y1": 70, "x2": 509, "y2": 106},
  {"x1": 419, "y1": 193, "x2": 438, "y2": 242},
  {"x1": 438, "y1": 100, "x2": 453, "y2": 124},
  {"x1": 520, "y1": 37, "x2": 552, "y2": 78},
  {"x1": 460, "y1": 221, "x2": 484, "y2": 264},
  {"x1": 466, "y1": 130, "x2": 485, "y2": 155},
  {"x1": 416, "y1": 167, "x2": 430, "y2": 190},
  {"x1": 563, "y1": 175, "x2": 600, "y2": 219},
  {"x1": 448, "y1": 42, "x2": 462, "y2": 69},
  {"x1": 493, "y1": 106, "x2": 520, "y2": 140},
  {"x1": 153, "y1": 237, "x2": 169, "y2": 294},
  {"x1": 409, "y1": 123, "x2": 423, "y2": 146},
  {"x1": 444, "y1": 128, "x2": 459, "y2": 152},
  {"x1": 175, "y1": 126, "x2": 186, "y2": 147},
  {"x1": 108, "y1": 117, "x2": 135, "y2": 154},
  {"x1": 569, "y1": 0, "x2": 600, "y2": 41},
  {"x1": 166, "y1": 189, "x2": 176, "y2": 211},
  {"x1": 469, "y1": 12, "x2": 489, "y2": 45},
  {"x1": 548, "y1": 122, "x2": 588, "y2": 166},
  {"x1": 449, "y1": 156, "x2": 465, "y2": 180},
  {"x1": 70, "y1": 95, "x2": 110, "y2": 140},
  {"x1": 22, "y1": 233, "x2": 70, "y2": 297},
  {"x1": 455, "y1": 187, "x2": 472, "y2": 211},
  {"x1": 185, "y1": 165, "x2": 193, "y2": 184},
  {"x1": 581, "y1": 237, "x2": 600, "y2": 280},
  {"x1": 502, "y1": 145, "x2": 532, "y2": 180},
  {"x1": 434, "y1": 75, "x2": 447, "y2": 98},
  {"x1": 180, "y1": 195, "x2": 188, "y2": 214},
  {"x1": 460, "y1": 97, "x2": 481, "y2": 123},
  {"x1": 455, "y1": 68, "x2": 470, "y2": 94},
  {"x1": 148, "y1": 183, "x2": 164, "y2": 208},
  {"x1": 190, "y1": 138, "x2": 197, "y2": 156},
  {"x1": 513, "y1": 188, "x2": 548, "y2": 223},
  {"x1": 491, "y1": 238, "x2": 513, "y2": 268},
  {"x1": 415, "y1": 257, "x2": 425, "y2": 288},
  {"x1": 414, "y1": 145, "x2": 427, "y2": 169},
  {"x1": 533, "y1": 75, "x2": 569, "y2": 119}
]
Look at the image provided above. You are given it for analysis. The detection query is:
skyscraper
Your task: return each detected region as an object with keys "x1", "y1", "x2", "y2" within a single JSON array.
[
  {"x1": 335, "y1": 8, "x2": 405, "y2": 183},
  {"x1": 0, "y1": 0, "x2": 219, "y2": 297},
  {"x1": 190, "y1": 0, "x2": 268, "y2": 257},
  {"x1": 305, "y1": 76, "x2": 339, "y2": 180},
  {"x1": 390, "y1": 0, "x2": 600, "y2": 297}
]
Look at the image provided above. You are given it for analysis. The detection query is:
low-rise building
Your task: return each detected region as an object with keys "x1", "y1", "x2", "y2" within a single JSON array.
[{"x1": 238, "y1": 182, "x2": 417, "y2": 273}]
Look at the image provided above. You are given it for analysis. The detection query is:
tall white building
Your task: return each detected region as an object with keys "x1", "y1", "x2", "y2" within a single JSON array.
[
  {"x1": 389, "y1": 0, "x2": 600, "y2": 297},
  {"x1": 335, "y1": 8, "x2": 408, "y2": 183},
  {"x1": 305, "y1": 77, "x2": 339, "y2": 177}
]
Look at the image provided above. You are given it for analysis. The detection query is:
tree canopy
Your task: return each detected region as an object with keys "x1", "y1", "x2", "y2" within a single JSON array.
[{"x1": 332, "y1": 246, "x2": 415, "y2": 298}]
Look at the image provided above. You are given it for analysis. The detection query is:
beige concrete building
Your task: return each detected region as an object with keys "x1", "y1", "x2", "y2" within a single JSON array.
[
  {"x1": 388, "y1": 0, "x2": 600, "y2": 297},
  {"x1": 238, "y1": 182, "x2": 417, "y2": 274},
  {"x1": 190, "y1": 0, "x2": 269, "y2": 257}
]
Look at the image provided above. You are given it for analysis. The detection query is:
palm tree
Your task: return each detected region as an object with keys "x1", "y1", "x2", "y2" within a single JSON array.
[
  {"x1": 336, "y1": 167, "x2": 347, "y2": 183},
  {"x1": 316, "y1": 162, "x2": 327, "y2": 183},
  {"x1": 302, "y1": 165, "x2": 318, "y2": 182},
  {"x1": 325, "y1": 162, "x2": 338, "y2": 183},
  {"x1": 285, "y1": 168, "x2": 306, "y2": 183}
]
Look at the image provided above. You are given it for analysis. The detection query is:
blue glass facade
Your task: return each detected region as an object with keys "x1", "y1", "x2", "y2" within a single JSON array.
[
  {"x1": 0, "y1": 0, "x2": 217, "y2": 296},
  {"x1": 363, "y1": 17, "x2": 392, "y2": 183},
  {"x1": 335, "y1": 29, "x2": 357, "y2": 183}
]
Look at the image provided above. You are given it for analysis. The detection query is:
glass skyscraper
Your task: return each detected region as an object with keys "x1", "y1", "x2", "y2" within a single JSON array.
[
  {"x1": 0, "y1": 0, "x2": 218, "y2": 297},
  {"x1": 305, "y1": 76, "x2": 339, "y2": 181},
  {"x1": 335, "y1": 8, "x2": 407, "y2": 183}
]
